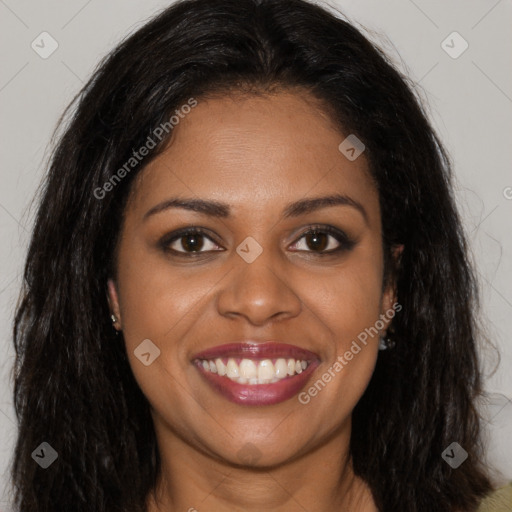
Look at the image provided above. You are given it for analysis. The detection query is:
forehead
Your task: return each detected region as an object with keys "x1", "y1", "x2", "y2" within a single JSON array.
[{"x1": 127, "y1": 91, "x2": 379, "y2": 224}]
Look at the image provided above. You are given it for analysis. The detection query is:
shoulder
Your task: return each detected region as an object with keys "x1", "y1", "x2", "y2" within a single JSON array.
[{"x1": 477, "y1": 482, "x2": 512, "y2": 512}]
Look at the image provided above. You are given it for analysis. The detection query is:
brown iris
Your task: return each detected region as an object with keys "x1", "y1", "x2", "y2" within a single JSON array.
[
  {"x1": 181, "y1": 233, "x2": 204, "y2": 252},
  {"x1": 305, "y1": 231, "x2": 328, "y2": 251}
]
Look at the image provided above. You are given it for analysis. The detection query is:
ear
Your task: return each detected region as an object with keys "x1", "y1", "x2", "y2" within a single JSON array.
[
  {"x1": 107, "y1": 278, "x2": 122, "y2": 330},
  {"x1": 380, "y1": 244, "x2": 404, "y2": 333}
]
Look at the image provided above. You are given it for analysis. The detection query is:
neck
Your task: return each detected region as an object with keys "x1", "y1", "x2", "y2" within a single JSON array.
[{"x1": 146, "y1": 417, "x2": 377, "y2": 512}]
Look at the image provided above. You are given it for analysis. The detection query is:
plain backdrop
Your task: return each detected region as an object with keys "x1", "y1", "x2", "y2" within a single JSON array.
[{"x1": 1, "y1": 0, "x2": 511, "y2": 509}]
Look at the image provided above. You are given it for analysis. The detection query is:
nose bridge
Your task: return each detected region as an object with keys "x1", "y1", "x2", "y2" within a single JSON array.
[{"x1": 216, "y1": 239, "x2": 302, "y2": 324}]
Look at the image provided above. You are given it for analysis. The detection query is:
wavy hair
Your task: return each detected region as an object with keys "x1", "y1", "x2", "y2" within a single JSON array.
[{"x1": 11, "y1": 0, "x2": 492, "y2": 510}]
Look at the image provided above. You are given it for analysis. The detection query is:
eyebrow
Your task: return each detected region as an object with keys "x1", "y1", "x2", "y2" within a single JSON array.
[{"x1": 144, "y1": 193, "x2": 368, "y2": 223}]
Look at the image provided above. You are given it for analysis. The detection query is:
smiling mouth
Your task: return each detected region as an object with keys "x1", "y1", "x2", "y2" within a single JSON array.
[
  {"x1": 196, "y1": 357, "x2": 310, "y2": 385},
  {"x1": 192, "y1": 342, "x2": 320, "y2": 405}
]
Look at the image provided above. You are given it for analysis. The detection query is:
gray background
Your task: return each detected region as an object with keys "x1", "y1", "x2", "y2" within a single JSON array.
[{"x1": 1, "y1": 0, "x2": 511, "y2": 509}]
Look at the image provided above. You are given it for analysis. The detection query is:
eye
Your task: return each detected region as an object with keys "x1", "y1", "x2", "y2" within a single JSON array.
[
  {"x1": 161, "y1": 228, "x2": 223, "y2": 255},
  {"x1": 289, "y1": 225, "x2": 355, "y2": 254},
  {"x1": 160, "y1": 225, "x2": 355, "y2": 258}
]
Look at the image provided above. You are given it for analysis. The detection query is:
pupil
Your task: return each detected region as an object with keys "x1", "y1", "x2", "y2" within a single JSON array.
[
  {"x1": 182, "y1": 234, "x2": 203, "y2": 252},
  {"x1": 306, "y1": 232, "x2": 327, "y2": 251}
]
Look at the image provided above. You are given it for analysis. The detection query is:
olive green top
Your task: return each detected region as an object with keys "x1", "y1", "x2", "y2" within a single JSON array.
[{"x1": 477, "y1": 483, "x2": 512, "y2": 511}]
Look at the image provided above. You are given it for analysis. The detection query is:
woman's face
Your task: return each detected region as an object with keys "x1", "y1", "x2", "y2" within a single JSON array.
[{"x1": 108, "y1": 91, "x2": 396, "y2": 467}]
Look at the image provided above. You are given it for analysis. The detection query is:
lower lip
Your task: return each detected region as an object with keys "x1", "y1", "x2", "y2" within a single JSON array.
[{"x1": 194, "y1": 360, "x2": 320, "y2": 406}]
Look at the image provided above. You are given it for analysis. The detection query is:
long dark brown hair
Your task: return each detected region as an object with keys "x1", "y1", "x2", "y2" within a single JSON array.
[{"x1": 11, "y1": 0, "x2": 492, "y2": 510}]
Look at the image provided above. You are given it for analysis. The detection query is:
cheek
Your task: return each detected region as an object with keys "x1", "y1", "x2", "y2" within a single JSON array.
[
  {"x1": 116, "y1": 240, "x2": 213, "y2": 345},
  {"x1": 295, "y1": 241, "x2": 383, "y2": 407},
  {"x1": 115, "y1": 240, "x2": 236, "y2": 408},
  {"x1": 114, "y1": 245, "x2": 209, "y2": 422},
  {"x1": 307, "y1": 244, "x2": 385, "y2": 346}
]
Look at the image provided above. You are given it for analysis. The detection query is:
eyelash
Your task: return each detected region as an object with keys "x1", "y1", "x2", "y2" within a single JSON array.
[{"x1": 159, "y1": 225, "x2": 356, "y2": 258}]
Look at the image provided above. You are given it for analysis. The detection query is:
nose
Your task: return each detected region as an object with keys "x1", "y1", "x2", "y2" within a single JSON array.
[{"x1": 216, "y1": 246, "x2": 302, "y2": 326}]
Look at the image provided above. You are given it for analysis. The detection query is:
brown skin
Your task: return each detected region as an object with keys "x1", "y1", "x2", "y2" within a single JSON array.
[{"x1": 108, "y1": 91, "x2": 398, "y2": 512}]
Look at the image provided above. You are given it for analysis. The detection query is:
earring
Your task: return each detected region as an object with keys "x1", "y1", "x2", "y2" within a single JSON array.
[
  {"x1": 110, "y1": 313, "x2": 120, "y2": 335},
  {"x1": 379, "y1": 334, "x2": 396, "y2": 351}
]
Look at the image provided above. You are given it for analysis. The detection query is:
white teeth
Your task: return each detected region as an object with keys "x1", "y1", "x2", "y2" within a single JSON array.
[
  {"x1": 215, "y1": 358, "x2": 226, "y2": 376},
  {"x1": 199, "y1": 357, "x2": 310, "y2": 384},
  {"x1": 274, "y1": 358, "x2": 288, "y2": 379},
  {"x1": 226, "y1": 358, "x2": 239, "y2": 378},
  {"x1": 258, "y1": 359, "x2": 275, "y2": 381},
  {"x1": 239, "y1": 359, "x2": 257, "y2": 379}
]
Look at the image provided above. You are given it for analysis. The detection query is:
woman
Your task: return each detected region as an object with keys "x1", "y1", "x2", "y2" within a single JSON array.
[{"x1": 11, "y1": 0, "x2": 507, "y2": 510}]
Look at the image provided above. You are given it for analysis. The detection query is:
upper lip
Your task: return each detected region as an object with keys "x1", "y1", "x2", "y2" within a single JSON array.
[{"x1": 192, "y1": 342, "x2": 320, "y2": 361}]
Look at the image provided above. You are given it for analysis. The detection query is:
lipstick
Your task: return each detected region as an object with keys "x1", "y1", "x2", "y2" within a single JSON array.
[{"x1": 193, "y1": 342, "x2": 320, "y2": 406}]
